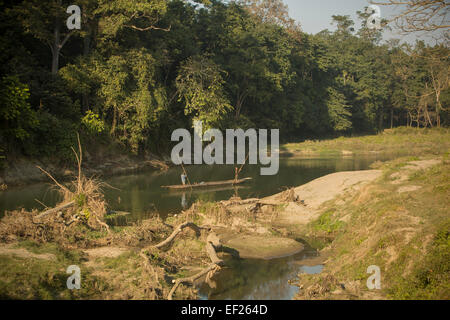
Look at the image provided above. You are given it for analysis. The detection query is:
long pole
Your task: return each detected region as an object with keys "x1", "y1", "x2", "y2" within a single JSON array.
[
  {"x1": 180, "y1": 162, "x2": 193, "y2": 191},
  {"x1": 234, "y1": 153, "x2": 249, "y2": 183}
]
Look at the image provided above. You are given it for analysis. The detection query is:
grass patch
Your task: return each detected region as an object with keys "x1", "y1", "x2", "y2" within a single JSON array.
[
  {"x1": 310, "y1": 210, "x2": 345, "y2": 234},
  {"x1": 387, "y1": 221, "x2": 450, "y2": 300},
  {"x1": 0, "y1": 241, "x2": 105, "y2": 299},
  {"x1": 301, "y1": 157, "x2": 449, "y2": 299},
  {"x1": 282, "y1": 127, "x2": 450, "y2": 156}
]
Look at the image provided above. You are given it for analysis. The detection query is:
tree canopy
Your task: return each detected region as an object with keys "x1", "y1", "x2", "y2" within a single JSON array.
[{"x1": 0, "y1": 0, "x2": 448, "y2": 160}]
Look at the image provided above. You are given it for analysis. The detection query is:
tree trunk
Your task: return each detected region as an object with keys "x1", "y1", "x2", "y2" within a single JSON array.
[
  {"x1": 378, "y1": 106, "x2": 384, "y2": 132},
  {"x1": 51, "y1": 25, "x2": 61, "y2": 75},
  {"x1": 81, "y1": 28, "x2": 92, "y2": 112},
  {"x1": 111, "y1": 107, "x2": 117, "y2": 135},
  {"x1": 390, "y1": 108, "x2": 394, "y2": 129},
  {"x1": 435, "y1": 90, "x2": 441, "y2": 128}
]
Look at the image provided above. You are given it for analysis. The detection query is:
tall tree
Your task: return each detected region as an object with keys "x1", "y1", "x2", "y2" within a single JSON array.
[
  {"x1": 12, "y1": 0, "x2": 80, "y2": 75},
  {"x1": 176, "y1": 55, "x2": 232, "y2": 129},
  {"x1": 370, "y1": 0, "x2": 449, "y2": 33}
]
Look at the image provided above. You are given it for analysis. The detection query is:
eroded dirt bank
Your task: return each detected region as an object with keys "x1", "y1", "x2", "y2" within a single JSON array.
[
  {"x1": 291, "y1": 158, "x2": 449, "y2": 300},
  {"x1": 0, "y1": 154, "x2": 169, "y2": 188}
]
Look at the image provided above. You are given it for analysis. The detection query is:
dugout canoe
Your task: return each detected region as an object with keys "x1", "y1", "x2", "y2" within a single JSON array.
[{"x1": 161, "y1": 177, "x2": 252, "y2": 190}]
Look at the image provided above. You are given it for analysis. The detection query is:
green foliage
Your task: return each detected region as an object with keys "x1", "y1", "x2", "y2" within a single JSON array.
[
  {"x1": 82, "y1": 111, "x2": 105, "y2": 134},
  {"x1": 1, "y1": 0, "x2": 448, "y2": 161},
  {"x1": 95, "y1": 0, "x2": 168, "y2": 38},
  {"x1": 176, "y1": 55, "x2": 232, "y2": 129},
  {"x1": 326, "y1": 87, "x2": 352, "y2": 132},
  {"x1": 22, "y1": 111, "x2": 78, "y2": 161},
  {"x1": 311, "y1": 210, "x2": 345, "y2": 234},
  {"x1": 0, "y1": 76, "x2": 38, "y2": 141}
]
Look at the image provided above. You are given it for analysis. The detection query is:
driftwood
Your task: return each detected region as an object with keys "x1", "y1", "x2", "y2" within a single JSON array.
[
  {"x1": 167, "y1": 231, "x2": 224, "y2": 300},
  {"x1": 220, "y1": 198, "x2": 281, "y2": 207},
  {"x1": 148, "y1": 222, "x2": 224, "y2": 300},
  {"x1": 205, "y1": 233, "x2": 224, "y2": 266},
  {"x1": 34, "y1": 201, "x2": 75, "y2": 220},
  {"x1": 153, "y1": 222, "x2": 206, "y2": 249},
  {"x1": 167, "y1": 263, "x2": 220, "y2": 300},
  {"x1": 140, "y1": 221, "x2": 230, "y2": 300}
]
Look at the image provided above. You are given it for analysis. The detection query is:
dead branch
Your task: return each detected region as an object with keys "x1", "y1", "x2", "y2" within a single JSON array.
[
  {"x1": 95, "y1": 216, "x2": 111, "y2": 233},
  {"x1": 167, "y1": 232, "x2": 224, "y2": 300},
  {"x1": 153, "y1": 222, "x2": 207, "y2": 249},
  {"x1": 167, "y1": 264, "x2": 220, "y2": 300},
  {"x1": 36, "y1": 166, "x2": 71, "y2": 194},
  {"x1": 33, "y1": 200, "x2": 75, "y2": 221},
  {"x1": 369, "y1": 0, "x2": 449, "y2": 33},
  {"x1": 205, "y1": 233, "x2": 224, "y2": 266}
]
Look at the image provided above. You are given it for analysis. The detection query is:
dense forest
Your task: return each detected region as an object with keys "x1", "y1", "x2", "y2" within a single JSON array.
[{"x1": 0, "y1": 0, "x2": 449, "y2": 162}]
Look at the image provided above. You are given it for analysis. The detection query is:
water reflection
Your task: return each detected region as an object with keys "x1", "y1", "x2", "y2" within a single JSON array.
[
  {"x1": 181, "y1": 193, "x2": 187, "y2": 209},
  {"x1": 0, "y1": 154, "x2": 394, "y2": 220},
  {"x1": 198, "y1": 247, "x2": 323, "y2": 300}
]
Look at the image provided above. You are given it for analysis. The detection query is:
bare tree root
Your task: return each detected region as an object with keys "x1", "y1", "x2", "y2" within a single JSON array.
[
  {"x1": 153, "y1": 222, "x2": 208, "y2": 249},
  {"x1": 138, "y1": 249, "x2": 164, "y2": 299},
  {"x1": 138, "y1": 220, "x2": 226, "y2": 300},
  {"x1": 167, "y1": 264, "x2": 221, "y2": 300},
  {"x1": 95, "y1": 216, "x2": 110, "y2": 233},
  {"x1": 139, "y1": 250, "x2": 160, "y2": 283},
  {"x1": 167, "y1": 231, "x2": 224, "y2": 300}
]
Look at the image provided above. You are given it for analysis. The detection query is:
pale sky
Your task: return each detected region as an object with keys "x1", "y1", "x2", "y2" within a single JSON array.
[{"x1": 283, "y1": 0, "x2": 443, "y2": 45}]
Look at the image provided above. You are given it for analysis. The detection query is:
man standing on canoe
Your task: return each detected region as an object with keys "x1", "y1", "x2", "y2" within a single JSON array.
[{"x1": 181, "y1": 172, "x2": 187, "y2": 185}]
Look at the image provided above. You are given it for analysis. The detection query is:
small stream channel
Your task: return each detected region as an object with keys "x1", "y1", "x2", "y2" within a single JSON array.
[
  {"x1": 198, "y1": 245, "x2": 323, "y2": 300},
  {"x1": 0, "y1": 154, "x2": 394, "y2": 299}
]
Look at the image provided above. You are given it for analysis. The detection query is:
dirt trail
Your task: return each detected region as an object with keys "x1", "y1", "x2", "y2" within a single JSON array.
[
  {"x1": 83, "y1": 247, "x2": 129, "y2": 259},
  {"x1": 0, "y1": 243, "x2": 56, "y2": 261}
]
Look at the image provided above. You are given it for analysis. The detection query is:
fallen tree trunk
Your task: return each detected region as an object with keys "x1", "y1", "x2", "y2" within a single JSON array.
[
  {"x1": 205, "y1": 233, "x2": 224, "y2": 266},
  {"x1": 221, "y1": 198, "x2": 282, "y2": 207},
  {"x1": 34, "y1": 201, "x2": 75, "y2": 220}
]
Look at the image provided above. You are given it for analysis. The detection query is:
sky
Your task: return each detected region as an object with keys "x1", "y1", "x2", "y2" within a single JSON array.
[{"x1": 283, "y1": 0, "x2": 442, "y2": 44}]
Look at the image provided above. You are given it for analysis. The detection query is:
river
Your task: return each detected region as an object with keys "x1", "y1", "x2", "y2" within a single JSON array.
[{"x1": 0, "y1": 154, "x2": 393, "y2": 299}]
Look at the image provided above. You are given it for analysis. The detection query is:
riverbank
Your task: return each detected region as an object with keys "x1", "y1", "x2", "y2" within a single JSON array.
[
  {"x1": 0, "y1": 153, "x2": 169, "y2": 189},
  {"x1": 0, "y1": 156, "x2": 447, "y2": 299},
  {"x1": 184, "y1": 155, "x2": 449, "y2": 300},
  {"x1": 292, "y1": 157, "x2": 449, "y2": 300},
  {"x1": 2, "y1": 127, "x2": 447, "y2": 189},
  {"x1": 281, "y1": 127, "x2": 450, "y2": 157},
  {"x1": 0, "y1": 130, "x2": 448, "y2": 299}
]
